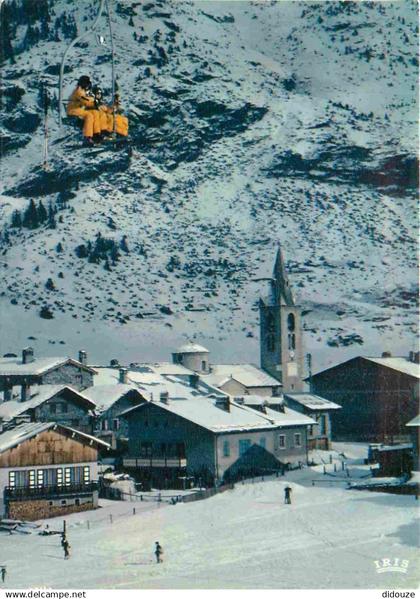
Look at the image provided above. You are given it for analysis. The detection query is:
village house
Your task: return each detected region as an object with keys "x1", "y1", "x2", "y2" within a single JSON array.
[
  {"x1": 283, "y1": 392, "x2": 341, "y2": 450},
  {"x1": 0, "y1": 421, "x2": 109, "y2": 520},
  {"x1": 82, "y1": 368, "x2": 145, "y2": 451},
  {"x1": 120, "y1": 375, "x2": 314, "y2": 489},
  {"x1": 0, "y1": 384, "x2": 96, "y2": 434},
  {"x1": 406, "y1": 415, "x2": 420, "y2": 471},
  {"x1": 308, "y1": 352, "x2": 420, "y2": 442},
  {"x1": 0, "y1": 348, "x2": 96, "y2": 402}
]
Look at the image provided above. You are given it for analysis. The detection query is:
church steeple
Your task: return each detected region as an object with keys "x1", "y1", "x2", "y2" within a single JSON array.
[
  {"x1": 273, "y1": 245, "x2": 295, "y2": 307},
  {"x1": 259, "y1": 246, "x2": 304, "y2": 392}
]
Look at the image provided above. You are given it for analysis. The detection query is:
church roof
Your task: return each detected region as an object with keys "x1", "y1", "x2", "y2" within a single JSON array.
[
  {"x1": 173, "y1": 343, "x2": 209, "y2": 354},
  {"x1": 273, "y1": 246, "x2": 295, "y2": 306},
  {"x1": 259, "y1": 246, "x2": 296, "y2": 307}
]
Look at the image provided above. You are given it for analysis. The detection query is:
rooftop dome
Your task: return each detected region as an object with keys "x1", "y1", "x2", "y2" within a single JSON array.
[{"x1": 174, "y1": 343, "x2": 209, "y2": 354}]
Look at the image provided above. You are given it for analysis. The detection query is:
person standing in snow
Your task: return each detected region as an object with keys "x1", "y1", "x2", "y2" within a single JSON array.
[
  {"x1": 62, "y1": 538, "x2": 71, "y2": 560},
  {"x1": 1, "y1": 567, "x2": 6, "y2": 583},
  {"x1": 284, "y1": 485, "x2": 292, "y2": 505},
  {"x1": 154, "y1": 541, "x2": 163, "y2": 563}
]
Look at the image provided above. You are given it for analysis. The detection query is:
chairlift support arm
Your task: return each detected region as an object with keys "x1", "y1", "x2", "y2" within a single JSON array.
[{"x1": 59, "y1": 0, "x2": 116, "y2": 126}]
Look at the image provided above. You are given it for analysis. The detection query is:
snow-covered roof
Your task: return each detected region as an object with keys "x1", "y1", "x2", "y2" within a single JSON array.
[
  {"x1": 121, "y1": 380, "x2": 314, "y2": 434},
  {"x1": 233, "y1": 395, "x2": 284, "y2": 407},
  {"x1": 376, "y1": 443, "x2": 413, "y2": 453},
  {"x1": 406, "y1": 415, "x2": 420, "y2": 427},
  {"x1": 202, "y1": 364, "x2": 281, "y2": 389},
  {"x1": 0, "y1": 421, "x2": 110, "y2": 454},
  {"x1": 0, "y1": 385, "x2": 96, "y2": 421},
  {"x1": 310, "y1": 356, "x2": 420, "y2": 380},
  {"x1": 82, "y1": 384, "x2": 144, "y2": 412},
  {"x1": 0, "y1": 356, "x2": 96, "y2": 376},
  {"x1": 366, "y1": 357, "x2": 420, "y2": 379},
  {"x1": 284, "y1": 393, "x2": 341, "y2": 411},
  {"x1": 173, "y1": 343, "x2": 209, "y2": 354},
  {"x1": 140, "y1": 362, "x2": 193, "y2": 376}
]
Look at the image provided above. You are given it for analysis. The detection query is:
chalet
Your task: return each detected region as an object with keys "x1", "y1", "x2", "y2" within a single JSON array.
[
  {"x1": 308, "y1": 353, "x2": 420, "y2": 442},
  {"x1": 0, "y1": 348, "x2": 96, "y2": 402},
  {"x1": 0, "y1": 385, "x2": 96, "y2": 434},
  {"x1": 406, "y1": 415, "x2": 420, "y2": 471},
  {"x1": 82, "y1": 372, "x2": 144, "y2": 450},
  {"x1": 0, "y1": 421, "x2": 109, "y2": 520},
  {"x1": 120, "y1": 375, "x2": 314, "y2": 488},
  {"x1": 283, "y1": 392, "x2": 341, "y2": 450}
]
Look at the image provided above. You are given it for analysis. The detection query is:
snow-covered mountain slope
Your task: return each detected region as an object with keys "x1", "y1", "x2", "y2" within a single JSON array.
[{"x1": 0, "y1": 0, "x2": 418, "y2": 369}]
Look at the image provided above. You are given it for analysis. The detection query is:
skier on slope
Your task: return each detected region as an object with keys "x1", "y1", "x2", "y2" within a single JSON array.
[
  {"x1": 62, "y1": 538, "x2": 71, "y2": 560},
  {"x1": 154, "y1": 541, "x2": 163, "y2": 563}
]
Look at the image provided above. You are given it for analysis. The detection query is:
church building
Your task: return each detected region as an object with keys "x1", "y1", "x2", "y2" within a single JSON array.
[{"x1": 259, "y1": 247, "x2": 305, "y2": 392}]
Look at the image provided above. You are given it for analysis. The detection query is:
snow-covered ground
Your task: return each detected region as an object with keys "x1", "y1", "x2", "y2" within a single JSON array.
[{"x1": 1, "y1": 452, "x2": 419, "y2": 589}]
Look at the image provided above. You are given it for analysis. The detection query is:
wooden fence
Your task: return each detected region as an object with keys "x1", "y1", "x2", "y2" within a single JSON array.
[{"x1": 182, "y1": 483, "x2": 235, "y2": 503}]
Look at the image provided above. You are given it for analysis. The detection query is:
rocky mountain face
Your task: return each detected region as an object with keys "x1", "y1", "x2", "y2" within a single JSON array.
[{"x1": 0, "y1": 0, "x2": 418, "y2": 368}]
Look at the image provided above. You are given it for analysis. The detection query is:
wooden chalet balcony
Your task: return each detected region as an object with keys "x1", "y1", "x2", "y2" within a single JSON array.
[
  {"x1": 123, "y1": 457, "x2": 187, "y2": 469},
  {"x1": 4, "y1": 482, "x2": 98, "y2": 501}
]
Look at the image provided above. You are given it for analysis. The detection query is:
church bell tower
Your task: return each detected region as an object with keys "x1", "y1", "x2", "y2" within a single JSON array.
[{"x1": 259, "y1": 246, "x2": 304, "y2": 392}]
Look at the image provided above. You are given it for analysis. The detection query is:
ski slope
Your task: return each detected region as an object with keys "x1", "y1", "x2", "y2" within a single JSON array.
[{"x1": 2, "y1": 462, "x2": 419, "y2": 589}]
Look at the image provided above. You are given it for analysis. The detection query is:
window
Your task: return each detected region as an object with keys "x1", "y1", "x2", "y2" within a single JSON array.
[
  {"x1": 223, "y1": 440, "x2": 230, "y2": 457},
  {"x1": 75, "y1": 498, "x2": 80, "y2": 506},
  {"x1": 83, "y1": 466, "x2": 90, "y2": 483},
  {"x1": 61, "y1": 500, "x2": 67, "y2": 506},
  {"x1": 29, "y1": 470, "x2": 36, "y2": 488},
  {"x1": 266, "y1": 313, "x2": 275, "y2": 332},
  {"x1": 102, "y1": 420, "x2": 109, "y2": 431},
  {"x1": 174, "y1": 353, "x2": 183, "y2": 364},
  {"x1": 308, "y1": 425, "x2": 313, "y2": 437},
  {"x1": 57, "y1": 468, "x2": 63, "y2": 486},
  {"x1": 49, "y1": 403, "x2": 57, "y2": 414},
  {"x1": 238, "y1": 439, "x2": 251, "y2": 457},
  {"x1": 201, "y1": 361, "x2": 207, "y2": 371},
  {"x1": 140, "y1": 442, "x2": 152, "y2": 457},
  {"x1": 8, "y1": 472, "x2": 16, "y2": 488},
  {"x1": 294, "y1": 433, "x2": 302, "y2": 447},
  {"x1": 278, "y1": 434, "x2": 286, "y2": 450},
  {"x1": 259, "y1": 437, "x2": 266, "y2": 449},
  {"x1": 266, "y1": 334, "x2": 275, "y2": 352},
  {"x1": 287, "y1": 313, "x2": 295, "y2": 332},
  {"x1": 76, "y1": 375, "x2": 83, "y2": 383},
  {"x1": 288, "y1": 333, "x2": 296, "y2": 350},
  {"x1": 64, "y1": 467, "x2": 71, "y2": 486},
  {"x1": 37, "y1": 469, "x2": 44, "y2": 487},
  {"x1": 319, "y1": 415, "x2": 326, "y2": 435},
  {"x1": 113, "y1": 418, "x2": 120, "y2": 431}
]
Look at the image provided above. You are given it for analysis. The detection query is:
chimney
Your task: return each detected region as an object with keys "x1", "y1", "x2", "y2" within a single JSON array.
[
  {"x1": 215, "y1": 397, "x2": 230, "y2": 412},
  {"x1": 160, "y1": 391, "x2": 169, "y2": 404},
  {"x1": 189, "y1": 374, "x2": 199, "y2": 389},
  {"x1": 119, "y1": 368, "x2": 128, "y2": 384},
  {"x1": 381, "y1": 351, "x2": 392, "y2": 358},
  {"x1": 21, "y1": 382, "x2": 31, "y2": 402},
  {"x1": 22, "y1": 347, "x2": 34, "y2": 364},
  {"x1": 78, "y1": 350, "x2": 87, "y2": 366}
]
